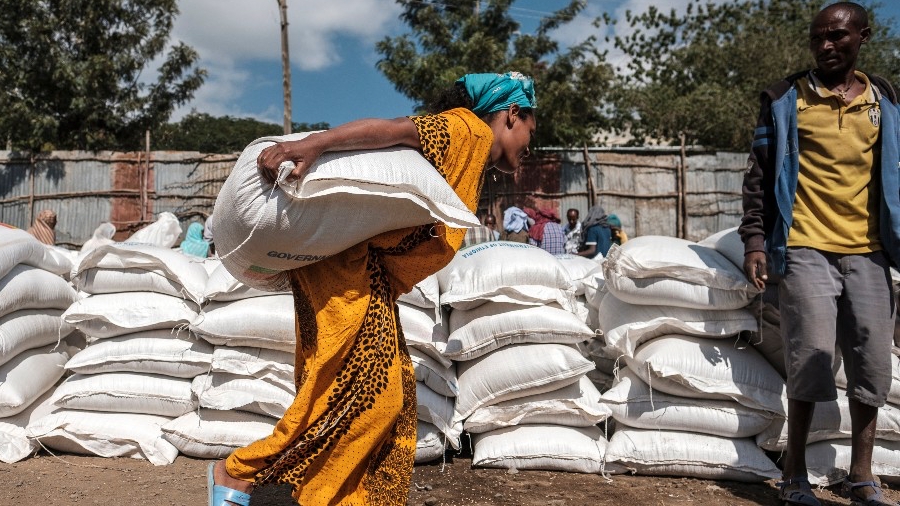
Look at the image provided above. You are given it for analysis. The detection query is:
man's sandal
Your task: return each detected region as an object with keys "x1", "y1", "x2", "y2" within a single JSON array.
[
  {"x1": 777, "y1": 476, "x2": 821, "y2": 506},
  {"x1": 207, "y1": 462, "x2": 251, "y2": 506},
  {"x1": 841, "y1": 478, "x2": 899, "y2": 505}
]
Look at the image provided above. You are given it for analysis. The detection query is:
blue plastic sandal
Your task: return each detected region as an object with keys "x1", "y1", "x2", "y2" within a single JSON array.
[
  {"x1": 841, "y1": 478, "x2": 899, "y2": 506},
  {"x1": 207, "y1": 462, "x2": 252, "y2": 506}
]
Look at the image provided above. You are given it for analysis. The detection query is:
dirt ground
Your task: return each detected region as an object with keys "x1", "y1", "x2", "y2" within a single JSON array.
[{"x1": 2, "y1": 450, "x2": 899, "y2": 506}]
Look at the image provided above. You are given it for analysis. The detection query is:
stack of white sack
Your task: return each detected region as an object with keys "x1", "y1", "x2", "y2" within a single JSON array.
[
  {"x1": 396, "y1": 273, "x2": 457, "y2": 463},
  {"x1": 165, "y1": 258, "x2": 291, "y2": 458},
  {"x1": 212, "y1": 132, "x2": 480, "y2": 293},
  {"x1": 599, "y1": 235, "x2": 780, "y2": 482},
  {"x1": 438, "y1": 242, "x2": 611, "y2": 474},
  {"x1": 0, "y1": 226, "x2": 80, "y2": 463},
  {"x1": 704, "y1": 228, "x2": 900, "y2": 485},
  {"x1": 39, "y1": 243, "x2": 208, "y2": 465}
]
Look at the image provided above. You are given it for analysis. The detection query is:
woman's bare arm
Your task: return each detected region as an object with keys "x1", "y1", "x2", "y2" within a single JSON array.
[{"x1": 257, "y1": 117, "x2": 421, "y2": 184}]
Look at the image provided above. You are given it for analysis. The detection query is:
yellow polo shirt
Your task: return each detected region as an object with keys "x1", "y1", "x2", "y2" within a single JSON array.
[{"x1": 787, "y1": 71, "x2": 883, "y2": 253}]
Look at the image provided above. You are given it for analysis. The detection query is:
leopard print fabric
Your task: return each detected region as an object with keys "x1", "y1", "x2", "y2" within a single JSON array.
[{"x1": 253, "y1": 227, "x2": 432, "y2": 504}]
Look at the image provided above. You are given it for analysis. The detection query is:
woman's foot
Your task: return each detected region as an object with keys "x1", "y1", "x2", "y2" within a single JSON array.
[{"x1": 208, "y1": 460, "x2": 253, "y2": 506}]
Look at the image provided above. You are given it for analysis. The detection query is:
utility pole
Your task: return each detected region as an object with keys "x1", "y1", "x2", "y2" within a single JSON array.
[{"x1": 278, "y1": 0, "x2": 292, "y2": 134}]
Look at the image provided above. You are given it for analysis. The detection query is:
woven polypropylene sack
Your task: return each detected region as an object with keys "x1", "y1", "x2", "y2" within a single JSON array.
[
  {"x1": 602, "y1": 236, "x2": 759, "y2": 310},
  {"x1": 600, "y1": 369, "x2": 774, "y2": 439},
  {"x1": 53, "y1": 372, "x2": 196, "y2": 417},
  {"x1": 445, "y1": 302, "x2": 595, "y2": 361},
  {"x1": 161, "y1": 409, "x2": 276, "y2": 459},
  {"x1": 472, "y1": 424, "x2": 607, "y2": 474},
  {"x1": 27, "y1": 410, "x2": 178, "y2": 466},
  {"x1": 437, "y1": 242, "x2": 576, "y2": 311},
  {"x1": 604, "y1": 427, "x2": 780, "y2": 482},
  {"x1": 454, "y1": 343, "x2": 594, "y2": 421},
  {"x1": 214, "y1": 133, "x2": 479, "y2": 291},
  {"x1": 598, "y1": 293, "x2": 757, "y2": 357},
  {"x1": 626, "y1": 335, "x2": 786, "y2": 415},
  {"x1": 464, "y1": 376, "x2": 610, "y2": 434}
]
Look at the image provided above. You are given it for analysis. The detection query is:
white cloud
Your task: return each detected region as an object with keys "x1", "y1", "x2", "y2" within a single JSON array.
[
  {"x1": 174, "y1": 0, "x2": 401, "y2": 70},
  {"x1": 171, "y1": 0, "x2": 402, "y2": 120}
]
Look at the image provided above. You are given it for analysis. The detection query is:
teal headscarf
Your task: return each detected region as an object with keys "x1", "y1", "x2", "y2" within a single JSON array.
[
  {"x1": 180, "y1": 222, "x2": 210, "y2": 258},
  {"x1": 457, "y1": 71, "x2": 536, "y2": 116}
]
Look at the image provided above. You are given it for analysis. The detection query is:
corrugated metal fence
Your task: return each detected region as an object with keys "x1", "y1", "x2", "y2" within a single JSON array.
[{"x1": 0, "y1": 147, "x2": 747, "y2": 247}]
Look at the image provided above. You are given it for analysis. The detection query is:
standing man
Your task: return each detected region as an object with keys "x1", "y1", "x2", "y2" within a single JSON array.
[
  {"x1": 463, "y1": 213, "x2": 499, "y2": 248},
  {"x1": 563, "y1": 208, "x2": 583, "y2": 254},
  {"x1": 740, "y1": 3, "x2": 899, "y2": 505}
]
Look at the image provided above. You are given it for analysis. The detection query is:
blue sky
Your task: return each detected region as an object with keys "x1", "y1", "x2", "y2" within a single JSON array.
[{"x1": 171, "y1": 0, "x2": 900, "y2": 128}]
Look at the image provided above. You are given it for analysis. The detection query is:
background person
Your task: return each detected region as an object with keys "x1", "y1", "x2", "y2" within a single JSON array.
[
  {"x1": 462, "y1": 213, "x2": 499, "y2": 248},
  {"x1": 501, "y1": 205, "x2": 530, "y2": 243},
  {"x1": 524, "y1": 207, "x2": 565, "y2": 255},
  {"x1": 562, "y1": 208, "x2": 582, "y2": 254},
  {"x1": 27, "y1": 209, "x2": 57, "y2": 245},
  {"x1": 607, "y1": 214, "x2": 628, "y2": 246},
  {"x1": 483, "y1": 213, "x2": 501, "y2": 240},
  {"x1": 207, "y1": 71, "x2": 537, "y2": 506},
  {"x1": 577, "y1": 204, "x2": 612, "y2": 258},
  {"x1": 739, "y1": 3, "x2": 900, "y2": 505}
]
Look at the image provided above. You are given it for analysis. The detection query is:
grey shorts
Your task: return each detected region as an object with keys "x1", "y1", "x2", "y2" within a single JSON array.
[{"x1": 779, "y1": 247, "x2": 895, "y2": 406}]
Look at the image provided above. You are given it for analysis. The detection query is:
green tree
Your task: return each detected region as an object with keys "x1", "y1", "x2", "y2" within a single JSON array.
[
  {"x1": 0, "y1": 0, "x2": 206, "y2": 152},
  {"x1": 154, "y1": 112, "x2": 329, "y2": 154},
  {"x1": 606, "y1": 0, "x2": 899, "y2": 151},
  {"x1": 376, "y1": 0, "x2": 613, "y2": 148}
]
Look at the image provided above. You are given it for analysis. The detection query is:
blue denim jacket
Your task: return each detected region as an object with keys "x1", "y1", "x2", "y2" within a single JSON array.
[{"x1": 741, "y1": 78, "x2": 900, "y2": 275}]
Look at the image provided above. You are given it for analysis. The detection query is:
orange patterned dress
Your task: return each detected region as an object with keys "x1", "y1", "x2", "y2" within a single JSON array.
[{"x1": 225, "y1": 108, "x2": 492, "y2": 505}]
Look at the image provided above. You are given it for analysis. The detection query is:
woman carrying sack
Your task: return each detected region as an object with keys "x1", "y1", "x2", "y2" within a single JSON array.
[{"x1": 207, "y1": 71, "x2": 537, "y2": 506}]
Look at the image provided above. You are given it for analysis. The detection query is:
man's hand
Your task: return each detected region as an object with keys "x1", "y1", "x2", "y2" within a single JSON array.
[{"x1": 743, "y1": 251, "x2": 768, "y2": 290}]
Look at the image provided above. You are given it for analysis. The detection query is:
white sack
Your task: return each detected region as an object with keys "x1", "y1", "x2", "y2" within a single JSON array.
[
  {"x1": 601, "y1": 369, "x2": 774, "y2": 439},
  {"x1": 602, "y1": 236, "x2": 760, "y2": 310},
  {"x1": 0, "y1": 389, "x2": 58, "y2": 463},
  {"x1": 455, "y1": 343, "x2": 595, "y2": 421},
  {"x1": 161, "y1": 409, "x2": 276, "y2": 459},
  {"x1": 757, "y1": 392, "x2": 900, "y2": 451},
  {"x1": 399, "y1": 301, "x2": 450, "y2": 368},
  {"x1": 437, "y1": 242, "x2": 575, "y2": 311},
  {"x1": 398, "y1": 273, "x2": 441, "y2": 322},
  {"x1": 0, "y1": 344, "x2": 71, "y2": 417},
  {"x1": 204, "y1": 262, "x2": 285, "y2": 302},
  {"x1": 63, "y1": 292, "x2": 198, "y2": 338},
  {"x1": 27, "y1": 410, "x2": 178, "y2": 465},
  {"x1": 464, "y1": 376, "x2": 610, "y2": 434},
  {"x1": 604, "y1": 428, "x2": 780, "y2": 482},
  {"x1": 806, "y1": 439, "x2": 900, "y2": 486},
  {"x1": 191, "y1": 295, "x2": 295, "y2": 352},
  {"x1": 555, "y1": 254, "x2": 603, "y2": 296},
  {"x1": 626, "y1": 335, "x2": 786, "y2": 415},
  {"x1": 127, "y1": 212, "x2": 182, "y2": 248},
  {"x1": 416, "y1": 381, "x2": 455, "y2": 441},
  {"x1": 0, "y1": 225, "x2": 72, "y2": 278},
  {"x1": 53, "y1": 372, "x2": 196, "y2": 417},
  {"x1": 446, "y1": 302, "x2": 595, "y2": 361},
  {"x1": 214, "y1": 133, "x2": 480, "y2": 291},
  {"x1": 192, "y1": 372, "x2": 295, "y2": 419},
  {"x1": 598, "y1": 293, "x2": 758, "y2": 357},
  {"x1": 415, "y1": 421, "x2": 446, "y2": 464},
  {"x1": 472, "y1": 424, "x2": 607, "y2": 474},
  {"x1": 0, "y1": 309, "x2": 74, "y2": 366},
  {"x1": 72, "y1": 242, "x2": 208, "y2": 303},
  {"x1": 697, "y1": 227, "x2": 745, "y2": 270},
  {"x1": 210, "y1": 346, "x2": 295, "y2": 392},
  {"x1": 64, "y1": 330, "x2": 213, "y2": 378},
  {"x1": 0, "y1": 264, "x2": 78, "y2": 319},
  {"x1": 409, "y1": 347, "x2": 457, "y2": 397}
]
